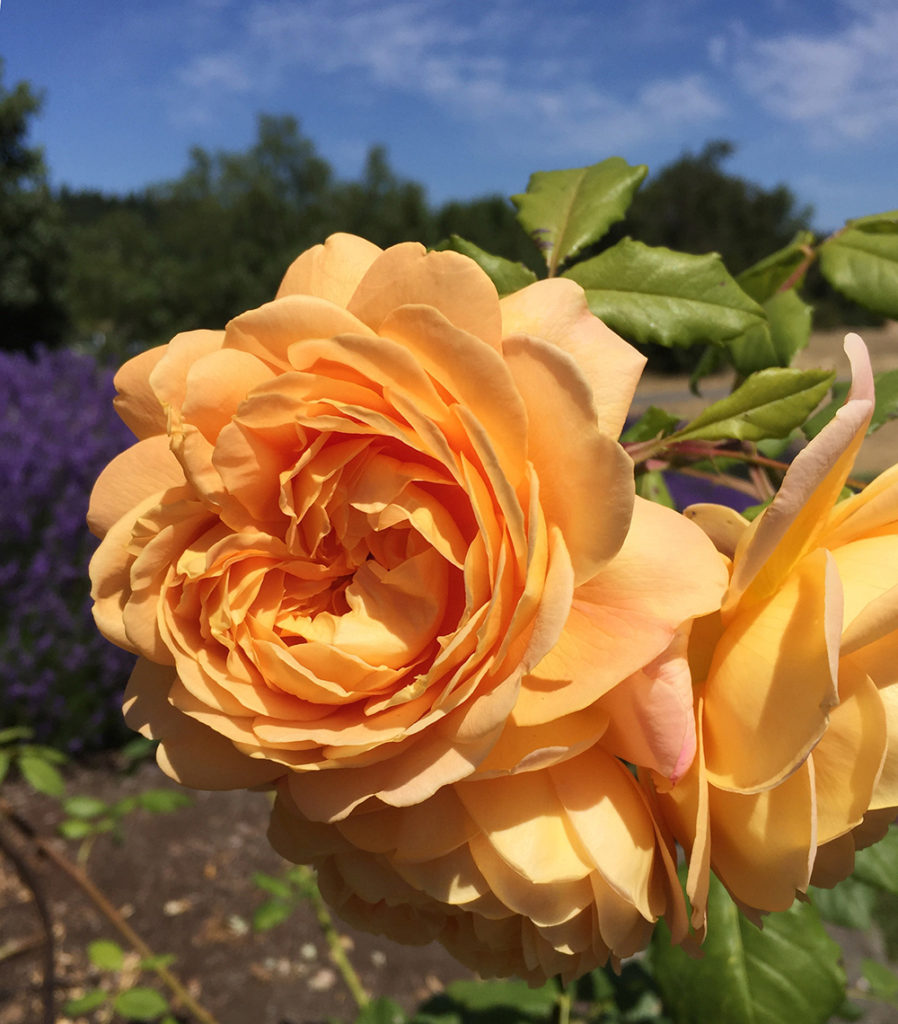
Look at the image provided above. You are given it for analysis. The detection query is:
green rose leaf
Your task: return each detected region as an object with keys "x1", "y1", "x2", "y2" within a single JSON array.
[
  {"x1": 651, "y1": 875, "x2": 845, "y2": 1024},
  {"x1": 736, "y1": 230, "x2": 816, "y2": 303},
  {"x1": 843, "y1": 210, "x2": 898, "y2": 231},
  {"x1": 17, "y1": 754, "x2": 65, "y2": 797},
  {"x1": 436, "y1": 977, "x2": 557, "y2": 1019},
  {"x1": 512, "y1": 158, "x2": 647, "y2": 275},
  {"x1": 136, "y1": 789, "x2": 192, "y2": 813},
  {"x1": 355, "y1": 996, "x2": 408, "y2": 1024},
  {"x1": 59, "y1": 818, "x2": 97, "y2": 840},
  {"x1": 803, "y1": 368, "x2": 898, "y2": 439},
  {"x1": 819, "y1": 218, "x2": 898, "y2": 318},
  {"x1": 621, "y1": 405, "x2": 682, "y2": 443},
  {"x1": 252, "y1": 899, "x2": 293, "y2": 932},
  {"x1": 438, "y1": 235, "x2": 538, "y2": 295},
  {"x1": 63, "y1": 795, "x2": 109, "y2": 819},
  {"x1": 635, "y1": 469, "x2": 676, "y2": 508},
  {"x1": 113, "y1": 986, "x2": 170, "y2": 1021},
  {"x1": 252, "y1": 871, "x2": 293, "y2": 900},
  {"x1": 861, "y1": 959, "x2": 898, "y2": 1003},
  {"x1": 0, "y1": 726, "x2": 34, "y2": 745},
  {"x1": 727, "y1": 289, "x2": 813, "y2": 375},
  {"x1": 673, "y1": 368, "x2": 834, "y2": 442},
  {"x1": 810, "y1": 876, "x2": 876, "y2": 930},
  {"x1": 64, "y1": 990, "x2": 109, "y2": 1015},
  {"x1": 88, "y1": 938, "x2": 125, "y2": 971},
  {"x1": 564, "y1": 239, "x2": 765, "y2": 348}
]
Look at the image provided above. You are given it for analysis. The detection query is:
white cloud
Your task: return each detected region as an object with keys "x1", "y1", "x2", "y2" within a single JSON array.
[
  {"x1": 170, "y1": 0, "x2": 726, "y2": 153},
  {"x1": 729, "y1": 2, "x2": 898, "y2": 142}
]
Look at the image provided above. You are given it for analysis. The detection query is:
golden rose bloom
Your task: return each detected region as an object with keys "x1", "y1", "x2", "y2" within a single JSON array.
[
  {"x1": 89, "y1": 233, "x2": 728, "y2": 976},
  {"x1": 267, "y1": 494, "x2": 726, "y2": 981},
  {"x1": 656, "y1": 334, "x2": 898, "y2": 933},
  {"x1": 268, "y1": 741, "x2": 687, "y2": 985}
]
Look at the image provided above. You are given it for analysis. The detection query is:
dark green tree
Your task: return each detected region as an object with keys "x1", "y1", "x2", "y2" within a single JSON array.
[
  {"x1": 331, "y1": 145, "x2": 433, "y2": 248},
  {"x1": 609, "y1": 140, "x2": 813, "y2": 273},
  {"x1": 62, "y1": 115, "x2": 338, "y2": 356},
  {"x1": 0, "y1": 62, "x2": 69, "y2": 350}
]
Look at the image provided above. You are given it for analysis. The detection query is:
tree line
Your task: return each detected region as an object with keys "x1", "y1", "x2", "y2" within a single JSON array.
[{"x1": 1, "y1": 63, "x2": 872, "y2": 363}]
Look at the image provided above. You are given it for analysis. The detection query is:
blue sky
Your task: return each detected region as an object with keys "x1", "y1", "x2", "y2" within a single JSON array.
[{"x1": 2, "y1": 0, "x2": 897, "y2": 230}]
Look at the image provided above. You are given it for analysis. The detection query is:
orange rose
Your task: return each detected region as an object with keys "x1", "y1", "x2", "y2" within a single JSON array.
[
  {"x1": 89, "y1": 234, "x2": 728, "y2": 975},
  {"x1": 656, "y1": 334, "x2": 898, "y2": 931}
]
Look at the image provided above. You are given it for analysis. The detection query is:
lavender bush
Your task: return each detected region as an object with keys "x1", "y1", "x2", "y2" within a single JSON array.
[{"x1": 1, "y1": 347, "x2": 136, "y2": 753}]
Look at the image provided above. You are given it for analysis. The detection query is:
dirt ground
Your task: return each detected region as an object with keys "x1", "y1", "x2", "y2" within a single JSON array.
[
  {"x1": 0, "y1": 759, "x2": 475, "y2": 1024},
  {"x1": 3, "y1": 324, "x2": 898, "y2": 1024}
]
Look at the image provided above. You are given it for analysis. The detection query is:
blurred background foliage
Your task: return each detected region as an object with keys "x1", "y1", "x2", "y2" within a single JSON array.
[{"x1": 2, "y1": 63, "x2": 878, "y2": 365}]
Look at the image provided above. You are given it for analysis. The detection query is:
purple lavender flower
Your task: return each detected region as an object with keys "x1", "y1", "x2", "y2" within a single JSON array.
[{"x1": 1, "y1": 347, "x2": 137, "y2": 752}]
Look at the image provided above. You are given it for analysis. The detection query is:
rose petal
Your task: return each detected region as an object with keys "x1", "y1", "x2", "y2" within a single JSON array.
[
  {"x1": 503, "y1": 333, "x2": 634, "y2": 584},
  {"x1": 500, "y1": 278, "x2": 645, "y2": 438},
  {"x1": 703, "y1": 548, "x2": 841, "y2": 793},
  {"x1": 276, "y1": 233, "x2": 383, "y2": 303},
  {"x1": 728, "y1": 334, "x2": 874, "y2": 611},
  {"x1": 707, "y1": 760, "x2": 815, "y2": 910},
  {"x1": 812, "y1": 657, "x2": 886, "y2": 844},
  {"x1": 113, "y1": 345, "x2": 169, "y2": 439},
  {"x1": 87, "y1": 436, "x2": 185, "y2": 539},
  {"x1": 123, "y1": 658, "x2": 283, "y2": 789},
  {"x1": 348, "y1": 242, "x2": 502, "y2": 348}
]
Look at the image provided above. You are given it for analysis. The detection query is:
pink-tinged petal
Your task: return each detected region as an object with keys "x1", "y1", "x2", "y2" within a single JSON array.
[
  {"x1": 813, "y1": 657, "x2": 886, "y2": 843},
  {"x1": 500, "y1": 278, "x2": 645, "y2": 437},
  {"x1": 728, "y1": 334, "x2": 874, "y2": 612},
  {"x1": 600, "y1": 630, "x2": 696, "y2": 781},
  {"x1": 513, "y1": 498, "x2": 726, "y2": 727},
  {"x1": 708, "y1": 760, "x2": 816, "y2": 911},
  {"x1": 703, "y1": 549, "x2": 841, "y2": 793},
  {"x1": 503, "y1": 334, "x2": 634, "y2": 584},
  {"x1": 87, "y1": 436, "x2": 185, "y2": 539},
  {"x1": 276, "y1": 233, "x2": 382, "y2": 303},
  {"x1": 347, "y1": 243, "x2": 503, "y2": 348},
  {"x1": 225, "y1": 295, "x2": 376, "y2": 371},
  {"x1": 148, "y1": 330, "x2": 225, "y2": 417},
  {"x1": 113, "y1": 345, "x2": 168, "y2": 439},
  {"x1": 123, "y1": 658, "x2": 284, "y2": 789}
]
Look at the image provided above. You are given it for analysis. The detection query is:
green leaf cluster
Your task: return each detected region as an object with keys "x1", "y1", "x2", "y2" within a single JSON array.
[
  {"x1": 58, "y1": 787, "x2": 192, "y2": 844},
  {"x1": 443, "y1": 154, "x2": 898, "y2": 510},
  {"x1": 0, "y1": 726, "x2": 66, "y2": 796},
  {"x1": 650, "y1": 874, "x2": 844, "y2": 1024},
  {"x1": 63, "y1": 939, "x2": 177, "y2": 1022},
  {"x1": 251, "y1": 864, "x2": 320, "y2": 932}
]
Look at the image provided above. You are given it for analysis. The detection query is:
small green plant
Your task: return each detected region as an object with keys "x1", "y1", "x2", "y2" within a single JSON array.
[
  {"x1": 59, "y1": 787, "x2": 192, "y2": 865},
  {"x1": 63, "y1": 939, "x2": 179, "y2": 1022},
  {"x1": 252, "y1": 863, "x2": 320, "y2": 931},
  {"x1": 0, "y1": 725, "x2": 67, "y2": 796}
]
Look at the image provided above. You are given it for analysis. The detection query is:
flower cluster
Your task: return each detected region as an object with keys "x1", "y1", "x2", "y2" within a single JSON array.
[
  {"x1": 655, "y1": 333, "x2": 898, "y2": 934},
  {"x1": 89, "y1": 236, "x2": 898, "y2": 981},
  {"x1": 2, "y1": 348, "x2": 135, "y2": 752}
]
